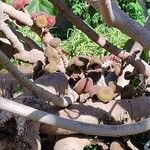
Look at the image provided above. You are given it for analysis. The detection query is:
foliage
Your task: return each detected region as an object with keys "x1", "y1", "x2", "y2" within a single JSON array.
[
  {"x1": 64, "y1": 0, "x2": 102, "y2": 27},
  {"x1": 27, "y1": 0, "x2": 58, "y2": 15},
  {"x1": 66, "y1": 0, "x2": 145, "y2": 25},
  {"x1": 10, "y1": 57, "x2": 21, "y2": 65},
  {"x1": 6, "y1": 0, "x2": 12, "y2": 5},
  {"x1": 6, "y1": 0, "x2": 58, "y2": 15},
  {"x1": 5, "y1": 0, "x2": 148, "y2": 61},
  {"x1": 18, "y1": 26, "x2": 42, "y2": 46},
  {"x1": 117, "y1": 0, "x2": 145, "y2": 24},
  {"x1": 84, "y1": 144, "x2": 100, "y2": 150},
  {"x1": 62, "y1": 25, "x2": 129, "y2": 57},
  {"x1": 60, "y1": 0, "x2": 146, "y2": 59},
  {"x1": 12, "y1": 84, "x2": 22, "y2": 94}
]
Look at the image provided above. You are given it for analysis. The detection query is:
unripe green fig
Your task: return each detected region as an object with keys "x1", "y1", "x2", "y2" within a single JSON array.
[
  {"x1": 44, "y1": 61, "x2": 57, "y2": 73},
  {"x1": 35, "y1": 15, "x2": 48, "y2": 28},
  {"x1": 96, "y1": 86, "x2": 114, "y2": 103}
]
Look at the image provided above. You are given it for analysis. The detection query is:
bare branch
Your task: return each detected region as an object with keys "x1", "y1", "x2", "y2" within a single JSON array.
[
  {"x1": 1, "y1": 97, "x2": 150, "y2": 137},
  {"x1": 0, "y1": 49, "x2": 78, "y2": 107},
  {"x1": 1, "y1": 1, "x2": 33, "y2": 26},
  {"x1": 117, "y1": 16, "x2": 150, "y2": 87},
  {"x1": 138, "y1": 0, "x2": 148, "y2": 18},
  {"x1": 0, "y1": 7, "x2": 44, "y2": 63}
]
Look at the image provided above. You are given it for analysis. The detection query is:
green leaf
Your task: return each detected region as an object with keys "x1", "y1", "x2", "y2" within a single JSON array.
[
  {"x1": 28, "y1": 0, "x2": 58, "y2": 15},
  {"x1": 0, "y1": 63, "x2": 4, "y2": 70},
  {"x1": 6, "y1": 0, "x2": 13, "y2": 5}
]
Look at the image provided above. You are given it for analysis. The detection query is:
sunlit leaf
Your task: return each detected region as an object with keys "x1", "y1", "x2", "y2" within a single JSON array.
[{"x1": 28, "y1": 0, "x2": 58, "y2": 15}]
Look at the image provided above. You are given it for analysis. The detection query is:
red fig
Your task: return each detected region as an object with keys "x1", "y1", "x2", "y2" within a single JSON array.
[
  {"x1": 47, "y1": 15, "x2": 56, "y2": 27},
  {"x1": 13, "y1": 0, "x2": 30, "y2": 10}
]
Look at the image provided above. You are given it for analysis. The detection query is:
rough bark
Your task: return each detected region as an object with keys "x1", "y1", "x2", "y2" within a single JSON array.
[
  {"x1": 0, "y1": 6, "x2": 44, "y2": 63},
  {"x1": 0, "y1": 48, "x2": 78, "y2": 107},
  {"x1": 1, "y1": 1, "x2": 33, "y2": 26},
  {"x1": 14, "y1": 121, "x2": 41, "y2": 150},
  {"x1": 1, "y1": 96, "x2": 150, "y2": 137},
  {"x1": 117, "y1": 17, "x2": 150, "y2": 87},
  {"x1": 0, "y1": 72, "x2": 17, "y2": 98},
  {"x1": 42, "y1": 32, "x2": 68, "y2": 73}
]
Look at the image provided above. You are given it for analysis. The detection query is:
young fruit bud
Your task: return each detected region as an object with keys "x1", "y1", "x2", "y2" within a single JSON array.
[
  {"x1": 45, "y1": 46, "x2": 60, "y2": 64},
  {"x1": 50, "y1": 53, "x2": 60, "y2": 65},
  {"x1": 49, "y1": 38, "x2": 61, "y2": 48},
  {"x1": 35, "y1": 15, "x2": 48, "y2": 28},
  {"x1": 13, "y1": 0, "x2": 30, "y2": 10},
  {"x1": 47, "y1": 15, "x2": 56, "y2": 27},
  {"x1": 96, "y1": 86, "x2": 114, "y2": 103}
]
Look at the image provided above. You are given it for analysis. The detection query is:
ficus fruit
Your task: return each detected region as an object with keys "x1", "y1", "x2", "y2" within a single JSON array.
[
  {"x1": 44, "y1": 61, "x2": 57, "y2": 73},
  {"x1": 32, "y1": 12, "x2": 56, "y2": 28},
  {"x1": 73, "y1": 77, "x2": 93, "y2": 94},
  {"x1": 35, "y1": 15, "x2": 48, "y2": 28},
  {"x1": 96, "y1": 86, "x2": 115, "y2": 103},
  {"x1": 12, "y1": 0, "x2": 30, "y2": 10},
  {"x1": 121, "y1": 84, "x2": 135, "y2": 99},
  {"x1": 47, "y1": 15, "x2": 56, "y2": 27}
]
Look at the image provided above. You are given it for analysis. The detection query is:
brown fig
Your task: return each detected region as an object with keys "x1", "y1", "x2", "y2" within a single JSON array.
[
  {"x1": 68, "y1": 56, "x2": 89, "y2": 71},
  {"x1": 33, "y1": 60, "x2": 44, "y2": 80},
  {"x1": 73, "y1": 77, "x2": 93, "y2": 94},
  {"x1": 86, "y1": 69, "x2": 102, "y2": 84},
  {"x1": 121, "y1": 84, "x2": 135, "y2": 99},
  {"x1": 124, "y1": 71, "x2": 135, "y2": 80},
  {"x1": 69, "y1": 74, "x2": 81, "y2": 88}
]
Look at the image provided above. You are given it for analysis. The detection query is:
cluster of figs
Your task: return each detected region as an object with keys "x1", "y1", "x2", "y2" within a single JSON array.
[{"x1": 66, "y1": 55, "x2": 139, "y2": 103}]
